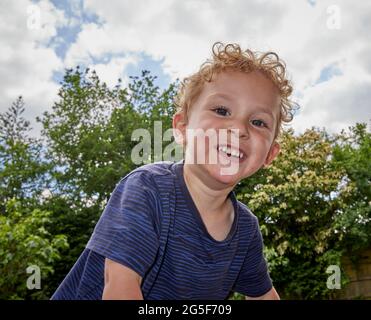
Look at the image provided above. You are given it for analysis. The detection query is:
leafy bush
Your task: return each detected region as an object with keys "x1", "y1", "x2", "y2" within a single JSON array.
[{"x1": 0, "y1": 199, "x2": 68, "y2": 299}]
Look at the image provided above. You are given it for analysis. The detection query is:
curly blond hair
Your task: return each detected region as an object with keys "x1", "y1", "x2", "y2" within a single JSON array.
[{"x1": 174, "y1": 42, "x2": 297, "y2": 138}]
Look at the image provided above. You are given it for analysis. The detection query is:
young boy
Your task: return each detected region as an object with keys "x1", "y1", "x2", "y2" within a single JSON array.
[{"x1": 52, "y1": 42, "x2": 295, "y2": 300}]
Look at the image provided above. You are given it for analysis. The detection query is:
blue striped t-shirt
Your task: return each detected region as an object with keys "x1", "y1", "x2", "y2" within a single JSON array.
[{"x1": 51, "y1": 160, "x2": 272, "y2": 300}]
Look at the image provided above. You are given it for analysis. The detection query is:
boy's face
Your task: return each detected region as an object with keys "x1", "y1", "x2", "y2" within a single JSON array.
[{"x1": 173, "y1": 69, "x2": 281, "y2": 187}]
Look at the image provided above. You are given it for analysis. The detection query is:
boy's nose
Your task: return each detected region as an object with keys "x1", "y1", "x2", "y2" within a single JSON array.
[{"x1": 227, "y1": 126, "x2": 249, "y2": 139}]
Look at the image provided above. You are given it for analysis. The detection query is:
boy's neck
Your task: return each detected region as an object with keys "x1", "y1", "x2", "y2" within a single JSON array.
[{"x1": 183, "y1": 163, "x2": 234, "y2": 218}]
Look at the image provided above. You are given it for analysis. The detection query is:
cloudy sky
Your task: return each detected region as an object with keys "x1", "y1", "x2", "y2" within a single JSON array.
[{"x1": 1, "y1": 0, "x2": 370, "y2": 136}]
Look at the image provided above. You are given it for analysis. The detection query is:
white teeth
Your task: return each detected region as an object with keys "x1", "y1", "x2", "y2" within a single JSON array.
[{"x1": 217, "y1": 146, "x2": 244, "y2": 159}]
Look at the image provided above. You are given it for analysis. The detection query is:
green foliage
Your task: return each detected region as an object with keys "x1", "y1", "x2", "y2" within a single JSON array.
[
  {"x1": 235, "y1": 126, "x2": 371, "y2": 299},
  {"x1": 38, "y1": 68, "x2": 177, "y2": 202},
  {"x1": 0, "y1": 97, "x2": 50, "y2": 209},
  {"x1": 332, "y1": 123, "x2": 371, "y2": 254},
  {"x1": 0, "y1": 199, "x2": 68, "y2": 299}
]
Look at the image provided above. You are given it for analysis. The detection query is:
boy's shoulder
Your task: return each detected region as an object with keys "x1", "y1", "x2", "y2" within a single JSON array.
[
  {"x1": 119, "y1": 161, "x2": 177, "y2": 191},
  {"x1": 126, "y1": 161, "x2": 176, "y2": 182},
  {"x1": 130, "y1": 161, "x2": 176, "y2": 176},
  {"x1": 235, "y1": 197, "x2": 260, "y2": 226}
]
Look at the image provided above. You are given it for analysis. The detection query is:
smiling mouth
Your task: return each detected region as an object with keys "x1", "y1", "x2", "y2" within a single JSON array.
[{"x1": 217, "y1": 145, "x2": 246, "y2": 160}]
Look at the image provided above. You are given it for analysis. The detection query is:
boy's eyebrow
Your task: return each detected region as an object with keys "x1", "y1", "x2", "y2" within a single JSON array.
[
  {"x1": 206, "y1": 93, "x2": 234, "y2": 101},
  {"x1": 206, "y1": 93, "x2": 276, "y2": 118}
]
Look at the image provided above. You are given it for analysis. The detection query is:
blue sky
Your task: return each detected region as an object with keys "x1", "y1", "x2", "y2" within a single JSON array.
[{"x1": 0, "y1": 0, "x2": 370, "y2": 135}]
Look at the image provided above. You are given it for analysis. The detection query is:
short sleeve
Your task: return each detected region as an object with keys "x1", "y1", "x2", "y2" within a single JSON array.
[
  {"x1": 86, "y1": 170, "x2": 160, "y2": 278},
  {"x1": 233, "y1": 219, "x2": 273, "y2": 297}
]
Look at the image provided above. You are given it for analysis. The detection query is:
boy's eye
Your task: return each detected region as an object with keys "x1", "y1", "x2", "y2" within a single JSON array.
[
  {"x1": 213, "y1": 106, "x2": 231, "y2": 116},
  {"x1": 251, "y1": 119, "x2": 267, "y2": 128}
]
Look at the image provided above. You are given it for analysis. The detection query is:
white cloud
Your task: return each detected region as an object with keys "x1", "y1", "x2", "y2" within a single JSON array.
[
  {"x1": 0, "y1": 0, "x2": 67, "y2": 134},
  {"x1": 294, "y1": 73, "x2": 371, "y2": 133},
  {"x1": 64, "y1": 23, "x2": 121, "y2": 67}
]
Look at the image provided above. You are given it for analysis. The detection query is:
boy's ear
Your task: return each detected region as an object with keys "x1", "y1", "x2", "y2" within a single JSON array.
[
  {"x1": 172, "y1": 112, "x2": 187, "y2": 145},
  {"x1": 263, "y1": 141, "x2": 280, "y2": 167}
]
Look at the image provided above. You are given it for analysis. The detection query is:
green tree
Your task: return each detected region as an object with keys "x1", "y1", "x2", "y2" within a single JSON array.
[
  {"x1": 0, "y1": 97, "x2": 49, "y2": 210},
  {"x1": 0, "y1": 199, "x2": 68, "y2": 299},
  {"x1": 332, "y1": 124, "x2": 371, "y2": 254},
  {"x1": 38, "y1": 68, "x2": 177, "y2": 203}
]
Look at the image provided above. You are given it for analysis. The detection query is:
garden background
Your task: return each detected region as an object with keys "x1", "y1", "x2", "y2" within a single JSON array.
[
  {"x1": 1, "y1": 0, "x2": 370, "y2": 300},
  {"x1": 0, "y1": 68, "x2": 370, "y2": 299}
]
